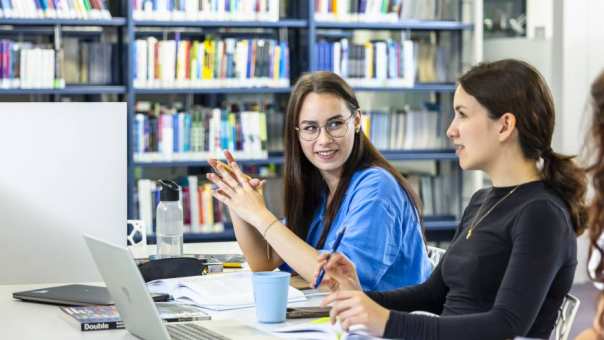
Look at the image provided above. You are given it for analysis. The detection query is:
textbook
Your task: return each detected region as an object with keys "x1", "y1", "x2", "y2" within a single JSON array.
[{"x1": 60, "y1": 302, "x2": 210, "y2": 332}]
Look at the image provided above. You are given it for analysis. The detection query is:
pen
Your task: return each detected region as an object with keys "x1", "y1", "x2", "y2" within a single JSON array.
[{"x1": 314, "y1": 225, "x2": 347, "y2": 288}]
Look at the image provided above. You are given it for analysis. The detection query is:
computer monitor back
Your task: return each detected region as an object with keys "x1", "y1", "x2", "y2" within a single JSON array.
[{"x1": 0, "y1": 102, "x2": 127, "y2": 284}]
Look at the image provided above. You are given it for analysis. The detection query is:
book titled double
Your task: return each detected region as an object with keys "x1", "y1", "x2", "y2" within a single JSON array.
[{"x1": 61, "y1": 302, "x2": 210, "y2": 332}]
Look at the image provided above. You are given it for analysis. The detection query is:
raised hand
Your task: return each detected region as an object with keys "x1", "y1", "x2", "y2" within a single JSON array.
[
  {"x1": 207, "y1": 150, "x2": 264, "y2": 191},
  {"x1": 313, "y1": 252, "x2": 362, "y2": 292},
  {"x1": 206, "y1": 152, "x2": 274, "y2": 230},
  {"x1": 320, "y1": 290, "x2": 390, "y2": 337}
]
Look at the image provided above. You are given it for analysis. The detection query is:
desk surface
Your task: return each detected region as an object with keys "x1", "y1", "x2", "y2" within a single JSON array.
[{"x1": 1, "y1": 242, "x2": 323, "y2": 339}]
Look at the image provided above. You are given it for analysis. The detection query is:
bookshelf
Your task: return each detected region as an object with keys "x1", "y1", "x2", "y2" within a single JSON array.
[{"x1": 0, "y1": 0, "x2": 482, "y2": 243}]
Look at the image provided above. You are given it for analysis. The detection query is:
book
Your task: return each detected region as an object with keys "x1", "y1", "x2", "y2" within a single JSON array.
[{"x1": 60, "y1": 302, "x2": 210, "y2": 332}]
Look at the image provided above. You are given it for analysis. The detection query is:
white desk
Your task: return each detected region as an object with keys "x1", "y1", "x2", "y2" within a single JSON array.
[
  {"x1": 1, "y1": 284, "x2": 323, "y2": 340},
  {"x1": 1, "y1": 242, "x2": 324, "y2": 339}
]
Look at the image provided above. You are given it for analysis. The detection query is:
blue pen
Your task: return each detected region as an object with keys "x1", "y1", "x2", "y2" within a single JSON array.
[{"x1": 314, "y1": 225, "x2": 347, "y2": 288}]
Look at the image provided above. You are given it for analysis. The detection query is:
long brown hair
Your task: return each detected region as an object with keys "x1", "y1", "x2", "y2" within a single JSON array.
[
  {"x1": 459, "y1": 59, "x2": 587, "y2": 235},
  {"x1": 283, "y1": 71, "x2": 422, "y2": 249},
  {"x1": 587, "y1": 70, "x2": 604, "y2": 283}
]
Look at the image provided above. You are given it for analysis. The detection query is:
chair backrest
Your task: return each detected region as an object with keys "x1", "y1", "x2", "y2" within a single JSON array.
[
  {"x1": 426, "y1": 245, "x2": 446, "y2": 269},
  {"x1": 554, "y1": 293, "x2": 580, "y2": 340}
]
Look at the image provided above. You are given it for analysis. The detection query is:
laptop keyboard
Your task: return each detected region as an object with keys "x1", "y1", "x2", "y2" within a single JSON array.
[{"x1": 166, "y1": 323, "x2": 230, "y2": 340}]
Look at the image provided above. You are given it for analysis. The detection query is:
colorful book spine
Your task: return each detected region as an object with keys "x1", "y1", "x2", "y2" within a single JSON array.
[
  {"x1": 132, "y1": 0, "x2": 279, "y2": 22},
  {"x1": 314, "y1": 38, "x2": 416, "y2": 87},
  {"x1": 0, "y1": 0, "x2": 111, "y2": 18},
  {"x1": 133, "y1": 37, "x2": 289, "y2": 89},
  {"x1": 133, "y1": 104, "x2": 271, "y2": 162}
]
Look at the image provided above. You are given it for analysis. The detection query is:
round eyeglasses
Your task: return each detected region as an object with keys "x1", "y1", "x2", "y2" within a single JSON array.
[{"x1": 295, "y1": 113, "x2": 355, "y2": 141}]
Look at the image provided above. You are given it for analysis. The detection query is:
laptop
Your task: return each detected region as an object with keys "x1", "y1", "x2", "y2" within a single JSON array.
[
  {"x1": 83, "y1": 235, "x2": 279, "y2": 340},
  {"x1": 13, "y1": 284, "x2": 113, "y2": 306}
]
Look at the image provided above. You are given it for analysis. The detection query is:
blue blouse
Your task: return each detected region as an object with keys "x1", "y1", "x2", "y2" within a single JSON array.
[{"x1": 281, "y1": 167, "x2": 431, "y2": 291}]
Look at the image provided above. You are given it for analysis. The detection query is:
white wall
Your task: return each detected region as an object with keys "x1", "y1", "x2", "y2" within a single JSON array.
[{"x1": 551, "y1": 0, "x2": 604, "y2": 283}]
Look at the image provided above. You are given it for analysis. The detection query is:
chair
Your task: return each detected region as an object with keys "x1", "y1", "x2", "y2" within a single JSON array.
[
  {"x1": 554, "y1": 293, "x2": 580, "y2": 340},
  {"x1": 426, "y1": 245, "x2": 446, "y2": 269}
]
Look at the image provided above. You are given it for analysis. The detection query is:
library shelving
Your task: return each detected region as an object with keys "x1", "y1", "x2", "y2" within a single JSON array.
[
  {"x1": 0, "y1": 18, "x2": 126, "y2": 26},
  {"x1": 142, "y1": 215, "x2": 460, "y2": 245},
  {"x1": 133, "y1": 87, "x2": 293, "y2": 95},
  {"x1": 0, "y1": 85, "x2": 126, "y2": 95},
  {"x1": 2, "y1": 0, "x2": 483, "y2": 243},
  {"x1": 133, "y1": 149, "x2": 458, "y2": 168},
  {"x1": 132, "y1": 19, "x2": 307, "y2": 28}
]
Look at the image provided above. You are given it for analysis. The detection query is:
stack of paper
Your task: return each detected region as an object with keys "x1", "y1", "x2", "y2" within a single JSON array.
[{"x1": 146, "y1": 272, "x2": 306, "y2": 311}]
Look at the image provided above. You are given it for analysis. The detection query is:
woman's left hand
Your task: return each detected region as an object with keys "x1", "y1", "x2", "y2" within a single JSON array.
[
  {"x1": 206, "y1": 160, "x2": 273, "y2": 229},
  {"x1": 320, "y1": 290, "x2": 390, "y2": 337}
]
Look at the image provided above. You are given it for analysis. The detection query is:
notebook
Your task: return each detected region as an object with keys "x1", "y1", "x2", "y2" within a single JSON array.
[
  {"x1": 146, "y1": 271, "x2": 307, "y2": 310},
  {"x1": 274, "y1": 317, "x2": 379, "y2": 339}
]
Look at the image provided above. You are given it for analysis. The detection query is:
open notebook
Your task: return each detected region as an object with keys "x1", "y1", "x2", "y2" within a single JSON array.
[
  {"x1": 274, "y1": 317, "x2": 381, "y2": 339},
  {"x1": 146, "y1": 271, "x2": 306, "y2": 310}
]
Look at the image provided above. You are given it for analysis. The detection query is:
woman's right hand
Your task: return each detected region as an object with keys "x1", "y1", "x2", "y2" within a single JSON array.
[
  {"x1": 207, "y1": 150, "x2": 265, "y2": 222},
  {"x1": 313, "y1": 252, "x2": 362, "y2": 292},
  {"x1": 208, "y1": 150, "x2": 264, "y2": 192}
]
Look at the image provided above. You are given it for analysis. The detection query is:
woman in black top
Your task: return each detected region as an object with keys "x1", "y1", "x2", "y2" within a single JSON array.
[{"x1": 314, "y1": 59, "x2": 588, "y2": 339}]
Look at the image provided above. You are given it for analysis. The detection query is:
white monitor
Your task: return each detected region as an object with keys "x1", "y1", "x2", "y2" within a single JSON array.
[{"x1": 0, "y1": 102, "x2": 127, "y2": 284}]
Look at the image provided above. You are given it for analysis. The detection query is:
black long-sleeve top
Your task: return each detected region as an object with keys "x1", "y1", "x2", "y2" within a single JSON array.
[{"x1": 367, "y1": 181, "x2": 577, "y2": 340}]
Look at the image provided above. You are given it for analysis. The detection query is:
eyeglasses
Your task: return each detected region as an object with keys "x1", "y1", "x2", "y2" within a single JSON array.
[{"x1": 295, "y1": 113, "x2": 355, "y2": 141}]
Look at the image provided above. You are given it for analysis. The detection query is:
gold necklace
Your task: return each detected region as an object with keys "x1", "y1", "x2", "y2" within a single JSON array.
[{"x1": 466, "y1": 185, "x2": 520, "y2": 239}]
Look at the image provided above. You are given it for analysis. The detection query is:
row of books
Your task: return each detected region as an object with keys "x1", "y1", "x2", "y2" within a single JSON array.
[
  {"x1": 133, "y1": 104, "x2": 269, "y2": 162},
  {"x1": 316, "y1": 37, "x2": 453, "y2": 84},
  {"x1": 316, "y1": 38, "x2": 415, "y2": 87},
  {"x1": 314, "y1": 0, "x2": 459, "y2": 22},
  {"x1": 0, "y1": 0, "x2": 111, "y2": 19},
  {"x1": 137, "y1": 177, "x2": 229, "y2": 235},
  {"x1": 0, "y1": 39, "x2": 119, "y2": 88},
  {"x1": 63, "y1": 39, "x2": 117, "y2": 84},
  {"x1": 0, "y1": 40, "x2": 64, "y2": 89},
  {"x1": 132, "y1": 0, "x2": 279, "y2": 21},
  {"x1": 407, "y1": 170, "x2": 459, "y2": 216},
  {"x1": 361, "y1": 107, "x2": 449, "y2": 150},
  {"x1": 133, "y1": 36, "x2": 289, "y2": 89}
]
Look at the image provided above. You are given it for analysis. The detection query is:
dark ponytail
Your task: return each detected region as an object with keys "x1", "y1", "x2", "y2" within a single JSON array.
[
  {"x1": 541, "y1": 150, "x2": 588, "y2": 235},
  {"x1": 459, "y1": 59, "x2": 587, "y2": 234}
]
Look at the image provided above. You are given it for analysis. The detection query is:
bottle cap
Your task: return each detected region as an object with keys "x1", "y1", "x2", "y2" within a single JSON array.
[{"x1": 158, "y1": 179, "x2": 180, "y2": 202}]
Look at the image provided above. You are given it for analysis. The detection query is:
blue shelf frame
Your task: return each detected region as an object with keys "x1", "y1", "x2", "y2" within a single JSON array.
[
  {"x1": 144, "y1": 216, "x2": 457, "y2": 244},
  {"x1": 0, "y1": 85, "x2": 126, "y2": 95},
  {"x1": 133, "y1": 19, "x2": 307, "y2": 28},
  {"x1": 146, "y1": 229, "x2": 236, "y2": 244},
  {"x1": 134, "y1": 87, "x2": 292, "y2": 95},
  {"x1": 424, "y1": 217, "x2": 459, "y2": 231},
  {"x1": 133, "y1": 149, "x2": 457, "y2": 168},
  {"x1": 0, "y1": 18, "x2": 126, "y2": 26},
  {"x1": 315, "y1": 20, "x2": 472, "y2": 31},
  {"x1": 353, "y1": 83, "x2": 457, "y2": 92}
]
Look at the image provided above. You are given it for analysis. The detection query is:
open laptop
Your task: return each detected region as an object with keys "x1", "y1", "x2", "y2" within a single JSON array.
[{"x1": 83, "y1": 235, "x2": 279, "y2": 340}]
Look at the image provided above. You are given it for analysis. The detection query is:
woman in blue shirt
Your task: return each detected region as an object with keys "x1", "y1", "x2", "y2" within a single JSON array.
[{"x1": 205, "y1": 71, "x2": 431, "y2": 291}]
